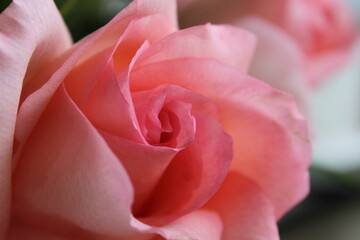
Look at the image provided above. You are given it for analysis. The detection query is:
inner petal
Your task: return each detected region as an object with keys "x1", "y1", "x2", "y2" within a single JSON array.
[
  {"x1": 132, "y1": 85, "x2": 196, "y2": 149},
  {"x1": 161, "y1": 100, "x2": 195, "y2": 149}
]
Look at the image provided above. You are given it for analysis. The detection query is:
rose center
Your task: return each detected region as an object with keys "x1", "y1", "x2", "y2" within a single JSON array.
[{"x1": 132, "y1": 85, "x2": 196, "y2": 149}]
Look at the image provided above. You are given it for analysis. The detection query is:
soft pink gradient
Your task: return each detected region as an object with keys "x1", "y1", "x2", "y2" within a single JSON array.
[
  {"x1": 179, "y1": 0, "x2": 357, "y2": 87},
  {"x1": 0, "y1": 0, "x2": 72, "y2": 237},
  {"x1": 1, "y1": 0, "x2": 311, "y2": 239}
]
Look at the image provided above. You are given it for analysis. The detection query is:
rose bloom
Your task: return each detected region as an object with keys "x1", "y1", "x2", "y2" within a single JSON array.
[
  {"x1": 179, "y1": 0, "x2": 357, "y2": 115},
  {"x1": 0, "y1": 0, "x2": 311, "y2": 239}
]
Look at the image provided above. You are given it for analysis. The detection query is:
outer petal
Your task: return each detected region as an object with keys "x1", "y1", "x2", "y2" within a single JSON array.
[
  {"x1": 65, "y1": 14, "x2": 177, "y2": 144},
  {"x1": 238, "y1": 17, "x2": 311, "y2": 115},
  {"x1": 80, "y1": 58, "x2": 144, "y2": 142},
  {"x1": 13, "y1": 86, "x2": 137, "y2": 238},
  {"x1": 205, "y1": 172, "x2": 279, "y2": 240},
  {"x1": 131, "y1": 58, "x2": 311, "y2": 218},
  {"x1": 134, "y1": 173, "x2": 279, "y2": 240},
  {"x1": 14, "y1": 0, "x2": 177, "y2": 164},
  {"x1": 0, "y1": 0, "x2": 71, "y2": 236},
  {"x1": 134, "y1": 24, "x2": 256, "y2": 72},
  {"x1": 101, "y1": 132, "x2": 178, "y2": 215},
  {"x1": 65, "y1": 13, "x2": 176, "y2": 110},
  {"x1": 156, "y1": 210, "x2": 223, "y2": 240}
]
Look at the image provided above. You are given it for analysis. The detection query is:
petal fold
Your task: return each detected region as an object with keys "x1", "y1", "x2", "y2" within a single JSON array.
[
  {"x1": 0, "y1": 0, "x2": 71, "y2": 236},
  {"x1": 205, "y1": 172, "x2": 280, "y2": 240},
  {"x1": 15, "y1": 0, "x2": 178, "y2": 161},
  {"x1": 138, "y1": 111, "x2": 232, "y2": 226},
  {"x1": 13, "y1": 86, "x2": 136, "y2": 238},
  {"x1": 131, "y1": 58, "x2": 311, "y2": 218},
  {"x1": 134, "y1": 24, "x2": 256, "y2": 72},
  {"x1": 239, "y1": 17, "x2": 310, "y2": 115}
]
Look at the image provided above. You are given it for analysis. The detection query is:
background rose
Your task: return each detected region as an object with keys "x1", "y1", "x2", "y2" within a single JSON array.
[
  {"x1": 1, "y1": 0, "x2": 310, "y2": 239},
  {"x1": 179, "y1": 0, "x2": 357, "y2": 116}
]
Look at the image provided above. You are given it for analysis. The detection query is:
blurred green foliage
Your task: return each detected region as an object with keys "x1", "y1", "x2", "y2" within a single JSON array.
[
  {"x1": 1, "y1": 0, "x2": 133, "y2": 42},
  {"x1": 0, "y1": 0, "x2": 11, "y2": 13},
  {"x1": 56, "y1": 0, "x2": 133, "y2": 41}
]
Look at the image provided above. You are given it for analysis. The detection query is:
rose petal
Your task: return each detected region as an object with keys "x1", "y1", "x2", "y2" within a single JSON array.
[
  {"x1": 81, "y1": 58, "x2": 144, "y2": 142},
  {"x1": 14, "y1": 0, "x2": 177, "y2": 162},
  {"x1": 238, "y1": 17, "x2": 311, "y2": 115},
  {"x1": 65, "y1": 13, "x2": 177, "y2": 144},
  {"x1": 205, "y1": 172, "x2": 279, "y2": 240},
  {"x1": 156, "y1": 210, "x2": 223, "y2": 240},
  {"x1": 100, "y1": 132, "x2": 178, "y2": 216},
  {"x1": 132, "y1": 85, "x2": 200, "y2": 148},
  {"x1": 0, "y1": 0, "x2": 71, "y2": 236},
  {"x1": 101, "y1": 85, "x2": 218, "y2": 217},
  {"x1": 131, "y1": 58, "x2": 311, "y2": 218},
  {"x1": 134, "y1": 24, "x2": 256, "y2": 72},
  {"x1": 281, "y1": 0, "x2": 357, "y2": 86},
  {"x1": 307, "y1": 46, "x2": 355, "y2": 87},
  {"x1": 13, "y1": 86, "x2": 137, "y2": 237},
  {"x1": 65, "y1": 13, "x2": 177, "y2": 110},
  {"x1": 179, "y1": 0, "x2": 357, "y2": 87},
  {"x1": 138, "y1": 111, "x2": 232, "y2": 226},
  {"x1": 112, "y1": 14, "x2": 177, "y2": 72},
  {"x1": 135, "y1": 173, "x2": 279, "y2": 240}
]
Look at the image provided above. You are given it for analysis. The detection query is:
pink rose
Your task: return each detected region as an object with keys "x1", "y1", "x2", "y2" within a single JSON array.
[
  {"x1": 1, "y1": 0, "x2": 310, "y2": 239},
  {"x1": 179, "y1": 0, "x2": 357, "y2": 87}
]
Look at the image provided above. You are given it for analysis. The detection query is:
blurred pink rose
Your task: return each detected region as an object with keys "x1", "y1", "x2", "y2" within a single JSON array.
[
  {"x1": 179, "y1": 0, "x2": 357, "y2": 89},
  {"x1": 0, "y1": 0, "x2": 310, "y2": 239}
]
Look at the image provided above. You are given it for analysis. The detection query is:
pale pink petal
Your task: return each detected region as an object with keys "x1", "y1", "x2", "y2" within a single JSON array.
[
  {"x1": 132, "y1": 85, "x2": 202, "y2": 148},
  {"x1": 238, "y1": 17, "x2": 311, "y2": 115},
  {"x1": 0, "y1": 0, "x2": 71, "y2": 236},
  {"x1": 179, "y1": 0, "x2": 357, "y2": 86},
  {"x1": 82, "y1": 0, "x2": 177, "y2": 60},
  {"x1": 135, "y1": 24, "x2": 256, "y2": 72},
  {"x1": 111, "y1": 14, "x2": 177, "y2": 72},
  {"x1": 135, "y1": 173, "x2": 279, "y2": 240},
  {"x1": 282, "y1": 0, "x2": 357, "y2": 86},
  {"x1": 132, "y1": 89, "x2": 170, "y2": 144},
  {"x1": 131, "y1": 58, "x2": 311, "y2": 218},
  {"x1": 161, "y1": 100, "x2": 196, "y2": 148},
  {"x1": 100, "y1": 85, "x2": 218, "y2": 217},
  {"x1": 64, "y1": 12, "x2": 175, "y2": 110},
  {"x1": 72, "y1": 10, "x2": 191, "y2": 142},
  {"x1": 13, "y1": 86, "x2": 137, "y2": 238},
  {"x1": 14, "y1": 0, "x2": 177, "y2": 163},
  {"x1": 133, "y1": 85, "x2": 218, "y2": 121},
  {"x1": 65, "y1": 13, "x2": 175, "y2": 109},
  {"x1": 95, "y1": 80, "x2": 231, "y2": 229},
  {"x1": 100, "y1": 132, "x2": 178, "y2": 216},
  {"x1": 137, "y1": 111, "x2": 232, "y2": 226},
  {"x1": 64, "y1": 13, "x2": 177, "y2": 145},
  {"x1": 81, "y1": 58, "x2": 144, "y2": 142},
  {"x1": 156, "y1": 210, "x2": 223, "y2": 240},
  {"x1": 307, "y1": 45, "x2": 356, "y2": 87},
  {"x1": 206, "y1": 172, "x2": 279, "y2": 240},
  {"x1": 282, "y1": 0, "x2": 356, "y2": 53}
]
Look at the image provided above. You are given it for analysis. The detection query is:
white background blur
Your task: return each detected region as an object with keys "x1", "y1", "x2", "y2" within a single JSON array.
[{"x1": 281, "y1": 1, "x2": 360, "y2": 239}]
